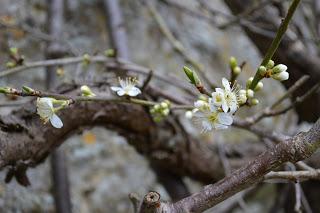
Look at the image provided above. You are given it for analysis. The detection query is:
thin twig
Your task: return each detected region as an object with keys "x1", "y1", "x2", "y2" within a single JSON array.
[
  {"x1": 0, "y1": 87, "x2": 191, "y2": 110},
  {"x1": 0, "y1": 56, "x2": 195, "y2": 95},
  {"x1": 294, "y1": 183, "x2": 302, "y2": 213},
  {"x1": 245, "y1": 76, "x2": 315, "y2": 125},
  {"x1": 141, "y1": 70, "x2": 153, "y2": 92},
  {"x1": 264, "y1": 170, "x2": 320, "y2": 181},
  {"x1": 250, "y1": 0, "x2": 302, "y2": 90}
]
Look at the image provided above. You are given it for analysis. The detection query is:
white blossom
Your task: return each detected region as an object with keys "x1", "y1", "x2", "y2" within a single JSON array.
[
  {"x1": 36, "y1": 98, "x2": 63, "y2": 128},
  {"x1": 194, "y1": 101, "x2": 233, "y2": 132},
  {"x1": 111, "y1": 77, "x2": 141, "y2": 97}
]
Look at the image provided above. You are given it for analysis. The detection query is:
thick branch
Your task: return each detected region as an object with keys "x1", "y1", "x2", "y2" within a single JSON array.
[{"x1": 139, "y1": 118, "x2": 320, "y2": 212}]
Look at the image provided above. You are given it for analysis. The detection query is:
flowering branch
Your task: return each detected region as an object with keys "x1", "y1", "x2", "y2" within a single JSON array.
[
  {"x1": 0, "y1": 55, "x2": 194, "y2": 95},
  {"x1": 249, "y1": 0, "x2": 301, "y2": 90},
  {"x1": 0, "y1": 86, "x2": 192, "y2": 109},
  {"x1": 245, "y1": 78, "x2": 320, "y2": 126}
]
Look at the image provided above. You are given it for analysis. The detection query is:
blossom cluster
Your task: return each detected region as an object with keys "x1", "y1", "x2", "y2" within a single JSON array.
[{"x1": 189, "y1": 78, "x2": 238, "y2": 132}]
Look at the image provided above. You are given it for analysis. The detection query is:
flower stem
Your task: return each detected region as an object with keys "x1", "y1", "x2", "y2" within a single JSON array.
[{"x1": 249, "y1": 0, "x2": 301, "y2": 90}]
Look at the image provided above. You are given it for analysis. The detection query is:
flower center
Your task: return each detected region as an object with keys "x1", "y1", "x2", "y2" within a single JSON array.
[{"x1": 208, "y1": 112, "x2": 218, "y2": 123}]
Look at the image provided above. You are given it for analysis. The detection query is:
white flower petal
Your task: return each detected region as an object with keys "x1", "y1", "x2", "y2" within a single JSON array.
[
  {"x1": 110, "y1": 86, "x2": 122, "y2": 92},
  {"x1": 50, "y1": 114, "x2": 63, "y2": 128},
  {"x1": 218, "y1": 113, "x2": 233, "y2": 125},
  {"x1": 229, "y1": 101, "x2": 238, "y2": 113},
  {"x1": 128, "y1": 87, "x2": 141, "y2": 96},
  {"x1": 208, "y1": 98, "x2": 217, "y2": 112},
  {"x1": 221, "y1": 101, "x2": 229, "y2": 113},
  {"x1": 194, "y1": 100, "x2": 205, "y2": 108},
  {"x1": 117, "y1": 90, "x2": 126, "y2": 96},
  {"x1": 215, "y1": 88, "x2": 224, "y2": 93},
  {"x1": 214, "y1": 123, "x2": 228, "y2": 130},
  {"x1": 222, "y1": 78, "x2": 231, "y2": 91}
]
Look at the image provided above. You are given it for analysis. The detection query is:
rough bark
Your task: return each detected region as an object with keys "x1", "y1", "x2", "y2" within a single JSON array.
[
  {"x1": 0, "y1": 86, "x2": 226, "y2": 184},
  {"x1": 136, "y1": 118, "x2": 320, "y2": 213}
]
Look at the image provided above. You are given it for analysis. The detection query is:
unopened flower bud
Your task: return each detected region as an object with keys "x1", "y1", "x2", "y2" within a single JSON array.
[
  {"x1": 246, "y1": 77, "x2": 254, "y2": 88},
  {"x1": 183, "y1": 66, "x2": 201, "y2": 86},
  {"x1": 272, "y1": 71, "x2": 289, "y2": 81},
  {"x1": 266, "y1": 60, "x2": 275, "y2": 69},
  {"x1": 82, "y1": 54, "x2": 91, "y2": 65},
  {"x1": 81, "y1": 85, "x2": 96, "y2": 97},
  {"x1": 160, "y1": 102, "x2": 168, "y2": 109},
  {"x1": 255, "y1": 82, "x2": 263, "y2": 91},
  {"x1": 251, "y1": 98, "x2": 259, "y2": 105},
  {"x1": 233, "y1": 66, "x2": 241, "y2": 75},
  {"x1": 229, "y1": 56, "x2": 237, "y2": 70},
  {"x1": 154, "y1": 104, "x2": 160, "y2": 110},
  {"x1": 162, "y1": 108, "x2": 170, "y2": 116},
  {"x1": 246, "y1": 89, "x2": 254, "y2": 98},
  {"x1": 185, "y1": 111, "x2": 193, "y2": 119},
  {"x1": 22, "y1": 86, "x2": 35, "y2": 94},
  {"x1": 0, "y1": 87, "x2": 10, "y2": 94},
  {"x1": 258, "y1": 66, "x2": 267, "y2": 76},
  {"x1": 105, "y1": 49, "x2": 116, "y2": 57},
  {"x1": 238, "y1": 94, "x2": 247, "y2": 105},
  {"x1": 272, "y1": 64, "x2": 287, "y2": 74},
  {"x1": 6, "y1": 61, "x2": 16, "y2": 68}
]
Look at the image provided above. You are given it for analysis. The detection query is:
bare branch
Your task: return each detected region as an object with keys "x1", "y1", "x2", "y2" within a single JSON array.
[{"x1": 264, "y1": 170, "x2": 320, "y2": 181}]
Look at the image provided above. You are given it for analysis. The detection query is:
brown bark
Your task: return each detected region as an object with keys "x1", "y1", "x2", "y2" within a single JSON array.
[{"x1": 0, "y1": 87, "x2": 226, "y2": 184}]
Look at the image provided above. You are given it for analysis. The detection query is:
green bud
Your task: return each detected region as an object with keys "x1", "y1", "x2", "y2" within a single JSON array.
[
  {"x1": 82, "y1": 54, "x2": 91, "y2": 65},
  {"x1": 258, "y1": 66, "x2": 267, "y2": 76},
  {"x1": 105, "y1": 49, "x2": 116, "y2": 57},
  {"x1": 160, "y1": 102, "x2": 168, "y2": 109},
  {"x1": 183, "y1": 66, "x2": 201, "y2": 86},
  {"x1": 0, "y1": 87, "x2": 10, "y2": 94},
  {"x1": 22, "y1": 86, "x2": 35, "y2": 94},
  {"x1": 6, "y1": 61, "x2": 16, "y2": 68},
  {"x1": 162, "y1": 108, "x2": 170, "y2": 116},
  {"x1": 266, "y1": 60, "x2": 275, "y2": 69},
  {"x1": 251, "y1": 98, "x2": 259, "y2": 105},
  {"x1": 229, "y1": 56, "x2": 237, "y2": 70},
  {"x1": 154, "y1": 104, "x2": 160, "y2": 111},
  {"x1": 254, "y1": 82, "x2": 263, "y2": 91},
  {"x1": 9, "y1": 47, "x2": 18, "y2": 55},
  {"x1": 246, "y1": 89, "x2": 254, "y2": 98},
  {"x1": 233, "y1": 66, "x2": 241, "y2": 75},
  {"x1": 81, "y1": 85, "x2": 96, "y2": 97},
  {"x1": 246, "y1": 77, "x2": 254, "y2": 88}
]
